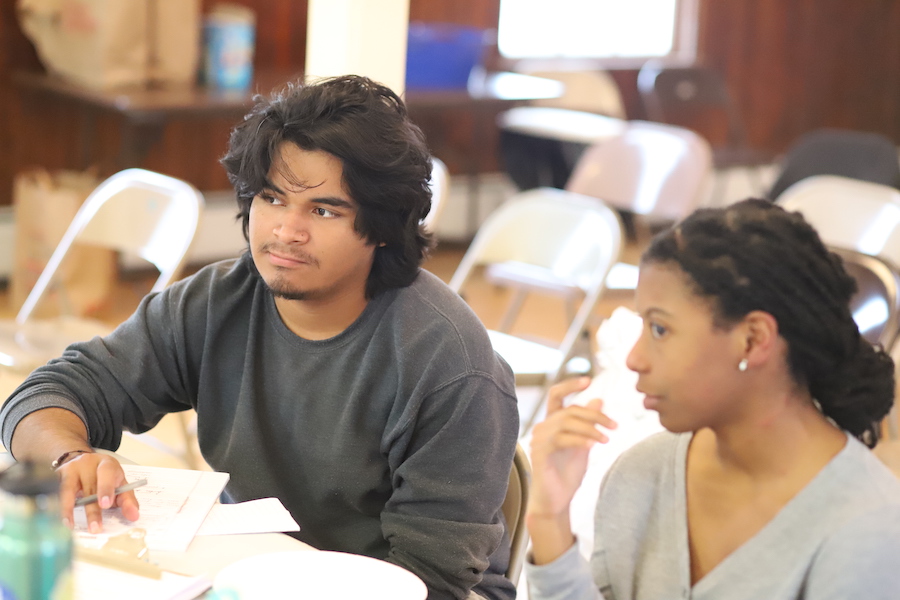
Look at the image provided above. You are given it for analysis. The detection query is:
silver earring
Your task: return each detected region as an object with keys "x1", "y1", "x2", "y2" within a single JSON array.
[{"x1": 738, "y1": 358, "x2": 749, "y2": 372}]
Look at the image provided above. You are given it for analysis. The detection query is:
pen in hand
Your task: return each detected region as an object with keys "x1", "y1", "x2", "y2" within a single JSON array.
[{"x1": 74, "y1": 478, "x2": 148, "y2": 507}]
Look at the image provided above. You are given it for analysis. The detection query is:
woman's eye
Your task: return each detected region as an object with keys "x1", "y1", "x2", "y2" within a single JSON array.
[{"x1": 650, "y1": 322, "x2": 667, "y2": 339}]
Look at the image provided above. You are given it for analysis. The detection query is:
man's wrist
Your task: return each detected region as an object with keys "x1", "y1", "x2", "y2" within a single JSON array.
[{"x1": 50, "y1": 449, "x2": 94, "y2": 469}]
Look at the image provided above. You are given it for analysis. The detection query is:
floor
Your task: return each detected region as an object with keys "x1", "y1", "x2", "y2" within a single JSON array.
[{"x1": 3, "y1": 228, "x2": 900, "y2": 599}]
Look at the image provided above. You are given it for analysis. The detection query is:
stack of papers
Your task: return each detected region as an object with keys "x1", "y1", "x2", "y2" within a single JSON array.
[{"x1": 74, "y1": 465, "x2": 230, "y2": 552}]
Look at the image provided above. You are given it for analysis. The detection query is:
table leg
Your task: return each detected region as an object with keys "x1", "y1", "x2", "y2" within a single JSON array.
[{"x1": 78, "y1": 109, "x2": 98, "y2": 170}]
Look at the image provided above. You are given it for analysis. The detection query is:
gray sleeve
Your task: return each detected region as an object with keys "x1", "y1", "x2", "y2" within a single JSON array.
[
  {"x1": 525, "y1": 543, "x2": 604, "y2": 600},
  {"x1": 0, "y1": 288, "x2": 195, "y2": 454},
  {"x1": 1, "y1": 393, "x2": 88, "y2": 455},
  {"x1": 380, "y1": 373, "x2": 519, "y2": 600},
  {"x1": 803, "y1": 504, "x2": 900, "y2": 599}
]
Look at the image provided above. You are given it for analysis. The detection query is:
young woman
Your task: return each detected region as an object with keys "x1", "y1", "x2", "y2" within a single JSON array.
[{"x1": 526, "y1": 199, "x2": 900, "y2": 599}]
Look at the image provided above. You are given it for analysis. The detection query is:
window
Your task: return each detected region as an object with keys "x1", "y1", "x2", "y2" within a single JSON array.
[{"x1": 497, "y1": 0, "x2": 697, "y2": 63}]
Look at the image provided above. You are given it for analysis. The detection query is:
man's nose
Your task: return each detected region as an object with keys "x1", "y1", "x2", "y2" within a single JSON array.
[{"x1": 275, "y1": 209, "x2": 310, "y2": 243}]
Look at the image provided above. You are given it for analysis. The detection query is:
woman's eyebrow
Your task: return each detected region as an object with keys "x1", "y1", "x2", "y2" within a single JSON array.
[{"x1": 641, "y1": 307, "x2": 672, "y2": 319}]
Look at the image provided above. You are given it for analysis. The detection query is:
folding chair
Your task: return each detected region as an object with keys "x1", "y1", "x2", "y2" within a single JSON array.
[
  {"x1": 497, "y1": 69, "x2": 627, "y2": 191},
  {"x1": 422, "y1": 156, "x2": 450, "y2": 233},
  {"x1": 0, "y1": 168, "x2": 204, "y2": 372},
  {"x1": 778, "y1": 175, "x2": 900, "y2": 440},
  {"x1": 501, "y1": 444, "x2": 532, "y2": 586},
  {"x1": 767, "y1": 128, "x2": 900, "y2": 201},
  {"x1": 637, "y1": 61, "x2": 774, "y2": 203},
  {"x1": 0, "y1": 168, "x2": 205, "y2": 466},
  {"x1": 564, "y1": 120, "x2": 712, "y2": 290},
  {"x1": 449, "y1": 188, "x2": 623, "y2": 431}
]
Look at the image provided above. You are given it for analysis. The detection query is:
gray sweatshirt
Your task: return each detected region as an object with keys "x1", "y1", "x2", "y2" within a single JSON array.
[
  {"x1": 526, "y1": 431, "x2": 900, "y2": 600},
  {"x1": 1, "y1": 255, "x2": 520, "y2": 600}
]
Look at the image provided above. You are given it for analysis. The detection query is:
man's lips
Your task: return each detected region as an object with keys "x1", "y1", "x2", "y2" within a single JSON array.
[{"x1": 262, "y1": 246, "x2": 317, "y2": 267}]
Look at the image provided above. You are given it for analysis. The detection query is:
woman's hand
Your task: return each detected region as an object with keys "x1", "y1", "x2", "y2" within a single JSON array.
[
  {"x1": 57, "y1": 452, "x2": 141, "y2": 532},
  {"x1": 527, "y1": 376, "x2": 617, "y2": 565}
]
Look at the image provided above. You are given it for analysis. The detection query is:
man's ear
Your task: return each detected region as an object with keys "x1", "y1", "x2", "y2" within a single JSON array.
[{"x1": 739, "y1": 310, "x2": 780, "y2": 368}]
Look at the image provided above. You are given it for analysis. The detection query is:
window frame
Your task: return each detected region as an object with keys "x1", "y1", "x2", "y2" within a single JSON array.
[{"x1": 496, "y1": 0, "x2": 699, "y2": 71}]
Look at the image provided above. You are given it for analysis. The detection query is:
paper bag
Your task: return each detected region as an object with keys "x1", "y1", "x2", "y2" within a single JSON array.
[
  {"x1": 11, "y1": 170, "x2": 117, "y2": 318},
  {"x1": 149, "y1": 0, "x2": 203, "y2": 85},
  {"x1": 17, "y1": 0, "x2": 200, "y2": 89}
]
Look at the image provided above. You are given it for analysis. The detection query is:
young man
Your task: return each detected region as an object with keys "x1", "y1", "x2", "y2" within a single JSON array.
[{"x1": 0, "y1": 76, "x2": 519, "y2": 600}]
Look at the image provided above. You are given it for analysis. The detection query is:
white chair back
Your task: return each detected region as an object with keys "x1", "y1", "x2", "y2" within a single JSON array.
[
  {"x1": 565, "y1": 120, "x2": 713, "y2": 222},
  {"x1": 449, "y1": 188, "x2": 623, "y2": 431},
  {"x1": 450, "y1": 188, "x2": 621, "y2": 296},
  {"x1": 17, "y1": 168, "x2": 205, "y2": 324},
  {"x1": 422, "y1": 157, "x2": 449, "y2": 232},
  {"x1": 778, "y1": 175, "x2": 900, "y2": 441},
  {"x1": 778, "y1": 175, "x2": 900, "y2": 262}
]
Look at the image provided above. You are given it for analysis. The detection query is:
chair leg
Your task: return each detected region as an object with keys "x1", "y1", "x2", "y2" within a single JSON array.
[
  {"x1": 710, "y1": 170, "x2": 729, "y2": 207},
  {"x1": 498, "y1": 289, "x2": 528, "y2": 333},
  {"x1": 887, "y1": 405, "x2": 899, "y2": 440},
  {"x1": 178, "y1": 411, "x2": 202, "y2": 470}
]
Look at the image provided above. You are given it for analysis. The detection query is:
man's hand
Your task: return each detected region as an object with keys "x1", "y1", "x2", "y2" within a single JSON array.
[
  {"x1": 9, "y1": 407, "x2": 140, "y2": 531},
  {"x1": 57, "y1": 451, "x2": 140, "y2": 532}
]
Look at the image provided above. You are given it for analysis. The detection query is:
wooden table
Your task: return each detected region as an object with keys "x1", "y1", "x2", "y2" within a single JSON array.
[
  {"x1": 14, "y1": 69, "x2": 563, "y2": 236},
  {"x1": 13, "y1": 70, "x2": 280, "y2": 171}
]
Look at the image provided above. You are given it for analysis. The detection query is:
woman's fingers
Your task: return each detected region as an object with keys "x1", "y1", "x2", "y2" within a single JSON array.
[
  {"x1": 584, "y1": 397, "x2": 618, "y2": 431},
  {"x1": 533, "y1": 405, "x2": 618, "y2": 453},
  {"x1": 545, "y1": 376, "x2": 592, "y2": 415}
]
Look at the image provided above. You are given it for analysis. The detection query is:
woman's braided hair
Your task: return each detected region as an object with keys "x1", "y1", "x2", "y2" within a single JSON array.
[{"x1": 643, "y1": 198, "x2": 894, "y2": 447}]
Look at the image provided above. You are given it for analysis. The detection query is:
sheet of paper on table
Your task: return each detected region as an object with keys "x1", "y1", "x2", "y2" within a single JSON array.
[
  {"x1": 196, "y1": 497, "x2": 300, "y2": 536},
  {"x1": 73, "y1": 560, "x2": 212, "y2": 600},
  {"x1": 74, "y1": 465, "x2": 229, "y2": 552}
]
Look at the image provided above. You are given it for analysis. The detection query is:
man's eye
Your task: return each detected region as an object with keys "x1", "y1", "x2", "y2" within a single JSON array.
[
  {"x1": 258, "y1": 193, "x2": 281, "y2": 205},
  {"x1": 650, "y1": 322, "x2": 667, "y2": 339},
  {"x1": 314, "y1": 207, "x2": 337, "y2": 217}
]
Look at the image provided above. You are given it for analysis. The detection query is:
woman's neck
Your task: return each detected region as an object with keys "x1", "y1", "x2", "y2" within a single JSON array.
[{"x1": 695, "y1": 395, "x2": 847, "y2": 481}]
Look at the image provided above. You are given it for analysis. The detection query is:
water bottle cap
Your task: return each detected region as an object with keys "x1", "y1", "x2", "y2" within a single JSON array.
[{"x1": 0, "y1": 461, "x2": 59, "y2": 496}]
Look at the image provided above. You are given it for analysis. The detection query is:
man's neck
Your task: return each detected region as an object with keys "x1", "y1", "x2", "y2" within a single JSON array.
[{"x1": 273, "y1": 291, "x2": 369, "y2": 340}]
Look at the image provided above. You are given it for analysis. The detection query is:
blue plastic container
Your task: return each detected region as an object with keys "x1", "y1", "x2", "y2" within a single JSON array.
[
  {"x1": 406, "y1": 23, "x2": 485, "y2": 90},
  {"x1": 204, "y1": 15, "x2": 255, "y2": 91}
]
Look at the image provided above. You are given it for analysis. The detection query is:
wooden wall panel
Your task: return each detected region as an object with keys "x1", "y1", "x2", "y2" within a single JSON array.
[
  {"x1": 3, "y1": 0, "x2": 900, "y2": 207},
  {"x1": 696, "y1": 0, "x2": 900, "y2": 152},
  {"x1": 0, "y1": 0, "x2": 312, "y2": 207},
  {"x1": 409, "y1": 0, "x2": 500, "y2": 28}
]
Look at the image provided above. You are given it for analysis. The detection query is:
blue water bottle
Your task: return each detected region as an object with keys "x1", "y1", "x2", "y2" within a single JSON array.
[{"x1": 0, "y1": 461, "x2": 73, "y2": 600}]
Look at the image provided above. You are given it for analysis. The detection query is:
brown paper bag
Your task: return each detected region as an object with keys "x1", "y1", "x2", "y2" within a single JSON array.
[
  {"x1": 17, "y1": 0, "x2": 200, "y2": 90},
  {"x1": 11, "y1": 170, "x2": 117, "y2": 318},
  {"x1": 150, "y1": 0, "x2": 202, "y2": 85},
  {"x1": 18, "y1": 0, "x2": 150, "y2": 89}
]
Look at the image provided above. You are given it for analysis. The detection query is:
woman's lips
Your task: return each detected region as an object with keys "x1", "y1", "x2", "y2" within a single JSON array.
[{"x1": 642, "y1": 394, "x2": 661, "y2": 410}]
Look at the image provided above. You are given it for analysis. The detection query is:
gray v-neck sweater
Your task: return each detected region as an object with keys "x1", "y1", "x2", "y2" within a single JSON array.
[{"x1": 527, "y1": 431, "x2": 900, "y2": 599}]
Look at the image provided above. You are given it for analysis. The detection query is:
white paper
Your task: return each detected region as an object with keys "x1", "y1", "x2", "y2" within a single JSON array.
[
  {"x1": 73, "y1": 560, "x2": 211, "y2": 600},
  {"x1": 196, "y1": 497, "x2": 300, "y2": 536},
  {"x1": 74, "y1": 465, "x2": 229, "y2": 552}
]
